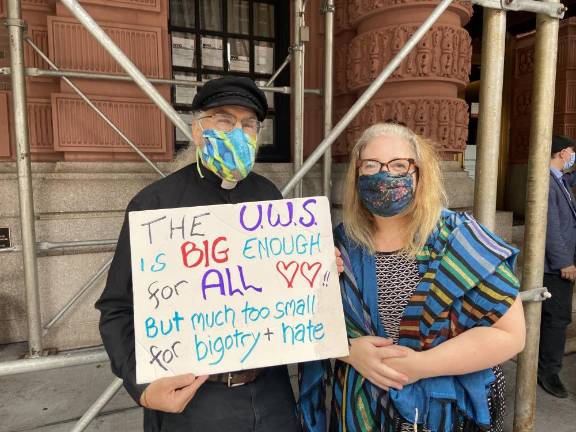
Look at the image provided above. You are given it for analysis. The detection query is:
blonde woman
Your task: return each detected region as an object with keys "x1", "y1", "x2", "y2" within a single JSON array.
[{"x1": 299, "y1": 122, "x2": 526, "y2": 432}]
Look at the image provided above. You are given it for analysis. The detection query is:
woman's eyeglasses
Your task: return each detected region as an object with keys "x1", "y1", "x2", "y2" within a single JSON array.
[{"x1": 357, "y1": 158, "x2": 417, "y2": 176}]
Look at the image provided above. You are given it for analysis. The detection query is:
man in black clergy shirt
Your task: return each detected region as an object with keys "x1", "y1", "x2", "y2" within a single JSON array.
[{"x1": 95, "y1": 77, "x2": 302, "y2": 432}]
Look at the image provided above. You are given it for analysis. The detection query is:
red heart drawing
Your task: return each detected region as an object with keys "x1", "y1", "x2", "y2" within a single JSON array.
[
  {"x1": 300, "y1": 262, "x2": 322, "y2": 288},
  {"x1": 276, "y1": 261, "x2": 299, "y2": 288}
]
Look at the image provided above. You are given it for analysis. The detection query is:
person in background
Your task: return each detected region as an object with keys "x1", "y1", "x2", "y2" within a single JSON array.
[
  {"x1": 539, "y1": 134, "x2": 576, "y2": 398},
  {"x1": 300, "y1": 122, "x2": 526, "y2": 432}
]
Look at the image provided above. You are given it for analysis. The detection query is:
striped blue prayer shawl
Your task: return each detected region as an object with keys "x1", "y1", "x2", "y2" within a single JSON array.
[{"x1": 299, "y1": 210, "x2": 520, "y2": 432}]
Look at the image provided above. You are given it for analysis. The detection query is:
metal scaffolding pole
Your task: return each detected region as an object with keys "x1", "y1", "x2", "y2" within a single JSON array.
[
  {"x1": 57, "y1": 0, "x2": 193, "y2": 142},
  {"x1": 513, "y1": 2, "x2": 560, "y2": 431},
  {"x1": 322, "y1": 0, "x2": 334, "y2": 199},
  {"x1": 473, "y1": 8, "x2": 507, "y2": 231},
  {"x1": 0, "y1": 67, "x2": 295, "y2": 94},
  {"x1": 282, "y1": 0, "x2": 455, "y2": 196},
  {"x1": 70, "y1": 378, "x2": 124, "y2": 432},
  {"x1": 292, "y1": 0, "x2": 306, "y2": 198},
  {"x1": 0, "y1": 238, "x2": 117, "y2": 254},
  {"x1": 5, "y1": 0, "x2": 43, "y2": 357},
  {"x1": 265, "y1": 54, "x2": 292, "y2": 87},
  {"x1": 0, "y1": 347, "x2": 108, "y2": 377}
]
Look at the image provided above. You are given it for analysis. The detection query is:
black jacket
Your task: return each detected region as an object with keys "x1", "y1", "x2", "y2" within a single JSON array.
[{"x1": 95, "y1": 163, "x2": 282, "y2": 429}]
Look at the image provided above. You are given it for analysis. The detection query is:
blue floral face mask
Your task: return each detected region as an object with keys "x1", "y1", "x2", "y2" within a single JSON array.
[
  {"x1": 197, "y1": 128, "x2": 257, "y2": 182},
  {"x1": 357, "y1": 171, "x2": 415, "y2": 217}
]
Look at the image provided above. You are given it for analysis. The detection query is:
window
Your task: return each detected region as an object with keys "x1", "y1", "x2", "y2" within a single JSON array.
[{"x1": 169, "y1": 0, "x2": 290, "y2": 162}]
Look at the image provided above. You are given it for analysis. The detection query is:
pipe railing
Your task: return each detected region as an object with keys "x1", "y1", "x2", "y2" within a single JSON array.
[
  {"x1": 0, "y1": 239, "x2": 117, "y2": 253},
  {"x1": 292, "y1": 0, "x2": 306, "y2": 198},
  {"x1": 322, "y1": 0, "x2": 334, "y2": 199},
  {"x1": 6, "y1": 0, "x2": 43, "y2": 358},
  {"x1": 265, "y1": 53, "x2": 292, "y2": 87},
  {"x1": 513, "y1": 2, "x2": 561, "y2": 431},
  {"x1": 0, "y1": 67, "x2": 326, "y2": 95},
  {"x1": 473, "y1": 8, "x2": 507, "y2": 231},
  {"x1": 0, "y1": 347, "x2": 108, "y2": 377}
]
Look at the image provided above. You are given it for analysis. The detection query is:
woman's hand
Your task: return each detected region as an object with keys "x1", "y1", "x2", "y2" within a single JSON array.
[
  {"x1": 381, "y1": 345, "x2": 424, "y2": 385},
  {"x1": 140, "y1": 374, "x2": 209, "y2": 413},
  {"x1": 335, "y1": 247, "x2": 344, "y2": 274},
  {"x1": 339, "y1": 336, "x2": 410, "y2": 390}
]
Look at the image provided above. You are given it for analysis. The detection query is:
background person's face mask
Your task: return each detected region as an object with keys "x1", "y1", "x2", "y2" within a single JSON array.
[
  {"x1": 357, "y1": 171, "x2": 415, "y2": 217},
  {"x1": 197, "y1": 128, "x2": 257, "y2": 181},
  {"x1": 564, "y1": 151, "x2": 576, "y2": 170}
]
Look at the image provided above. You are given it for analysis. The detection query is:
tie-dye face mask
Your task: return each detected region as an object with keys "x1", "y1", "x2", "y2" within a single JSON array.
[
  {"x1": 357, "y1": 171, "x2": 415, "y2": 217},
  {"x1": 197, "y1": 128, "x2": 257, "y2": 182}
]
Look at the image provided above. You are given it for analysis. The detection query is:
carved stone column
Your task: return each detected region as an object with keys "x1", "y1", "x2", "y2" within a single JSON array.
[
  {"x1": 510, "y1": 18, "x2": 576, "y2": 164},
  {"x1": 343, "y1": 0, "x2": 473, "y2": 159},
  {"x1": 332, "y1": 0, "x2": 357, "y2": 159}
]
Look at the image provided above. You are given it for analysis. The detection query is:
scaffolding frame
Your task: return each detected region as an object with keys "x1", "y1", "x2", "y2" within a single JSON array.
[{"x1": 0, "y1": 0, "x2": 565, "y2": 431}]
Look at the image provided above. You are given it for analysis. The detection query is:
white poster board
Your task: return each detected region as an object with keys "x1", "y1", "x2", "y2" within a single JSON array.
[{"x1": 129, "y1": 197, "x2": 349, "y2": 384}]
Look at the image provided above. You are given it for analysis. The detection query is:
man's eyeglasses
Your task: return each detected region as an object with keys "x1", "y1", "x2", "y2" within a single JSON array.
[
  {"x1": 357, "y1": 158, "x2": 417, "y2": 176},
  {"x1": 198, "y1": 113, "x2": 262, "y2": 136}
]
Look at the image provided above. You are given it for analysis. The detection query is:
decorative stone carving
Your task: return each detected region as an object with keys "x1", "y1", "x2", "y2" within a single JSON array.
[
  {"x1": 52, "y1": 93, "x2": 167, "y2": 153},
  {"x1": 347, "y1": 24, "x2": 471, "y2": 90},
  {"x1": 348, "y1": 97, "x2": 469, "y2": 153},
  {"x1": 512, "y1": 87, "x2": 532, "y2": 118},
  {"x1": 347, "y1": 0, "x2": 473, "y2": 27},
  {"x1": 79, "y1": 0, "x2": 161, "y2": 12},
  {"x1": 334, "y1": 44, "x2": 349, "y2": 96},
  {"x1": 28, "y1": 98, "x2": 54, "y2": 153},
  {"x1": 335, "y1": 0, "x2": 351, "y2": 33},
  {"x1": 557, "y1": 36, "x2": 576, "y2": 72},
  {"x1": 48, "y1": 17, "x2": 164, "y2": 77},
  {"x1": 22, "y1": 0, "x2": 51, "y2": 11},
  {"x1": 25, "y1": 26, "x2": 50, "y2": 69},
  {"x1": 515, "y1": 45, "x2": 534, "y2": 78}
]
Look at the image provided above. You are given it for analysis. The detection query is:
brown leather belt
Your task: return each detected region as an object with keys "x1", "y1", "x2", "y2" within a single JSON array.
[{"x1": 207, "y1": 369, "x2": 262, "y2": 387}]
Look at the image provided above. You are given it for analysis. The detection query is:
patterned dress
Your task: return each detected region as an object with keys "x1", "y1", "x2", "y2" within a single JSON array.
[{"x1": 375, "y1": 251, "x2": 506, "y2": 432}]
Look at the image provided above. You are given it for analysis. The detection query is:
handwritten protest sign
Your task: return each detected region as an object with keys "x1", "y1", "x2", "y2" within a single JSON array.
[{"x1": 129, "y1": 196, "x2": 349, "y2": 384}]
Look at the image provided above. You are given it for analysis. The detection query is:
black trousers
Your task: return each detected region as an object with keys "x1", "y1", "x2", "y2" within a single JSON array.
[
  {"x1": 152, "y1": 366, "x2": 302, "y2": 432},
  {"x1": 538, "y1": 273, "x2": 574, "y2": 377}
]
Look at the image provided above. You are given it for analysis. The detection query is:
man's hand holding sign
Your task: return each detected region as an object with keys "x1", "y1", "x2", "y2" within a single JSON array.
[{"x1": 130, "y1": 197, "x2": 348, "y2": 411}]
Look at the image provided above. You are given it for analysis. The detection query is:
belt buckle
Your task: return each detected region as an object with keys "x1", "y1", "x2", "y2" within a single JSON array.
[{"x1": 227, "y1": 372, "x2": 245, "y2": 388}]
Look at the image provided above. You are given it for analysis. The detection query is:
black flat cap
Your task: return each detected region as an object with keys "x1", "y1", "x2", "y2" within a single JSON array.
[
  {"x1": 192, "y1": 76, "x2": 268, "y2": 121},
  {"x1": 552, "y1": 134, "x2": 575, "y2": 154}
]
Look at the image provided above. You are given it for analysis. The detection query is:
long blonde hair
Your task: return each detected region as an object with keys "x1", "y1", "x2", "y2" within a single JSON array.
[{"x1": 343, "y1": 122, "x2": 447, "y2": 256}]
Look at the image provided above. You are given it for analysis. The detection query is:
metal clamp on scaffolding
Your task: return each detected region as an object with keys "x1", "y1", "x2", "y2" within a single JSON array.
[
  {"x1": 519, "y1": 287, "x2": 552, "y2": 303},
  {"x1": 470, "y1": 0, "x2": 567, "y2": 18}
]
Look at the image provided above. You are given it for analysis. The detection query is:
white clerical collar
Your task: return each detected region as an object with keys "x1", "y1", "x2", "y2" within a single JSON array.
[{"x1": 220, "y1": 179, "x2": 238, "y2": 189}]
